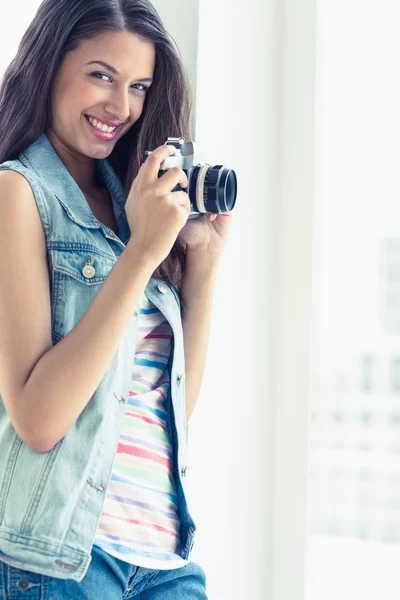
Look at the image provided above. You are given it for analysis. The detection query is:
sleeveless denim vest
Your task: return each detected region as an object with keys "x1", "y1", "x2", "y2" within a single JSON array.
[{"x1": 0, "y1": 133, "x2": 196, "y2": 582}]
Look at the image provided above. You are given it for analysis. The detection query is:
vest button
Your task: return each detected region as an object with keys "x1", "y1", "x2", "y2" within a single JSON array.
[
  {"x1": 82, "y1": 255, "x2": 96, "y2": 279},
  {"x1": 82, "y1": 265, "x2": 96, "y2": 278},
  {"x1": 157, "y1": 282, "x2": 168, "y2": 294}
]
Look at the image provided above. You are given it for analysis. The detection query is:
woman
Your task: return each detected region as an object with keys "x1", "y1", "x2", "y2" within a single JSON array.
[{"x1": 0, "y1": 0, "x2": 232, "y2": 597}]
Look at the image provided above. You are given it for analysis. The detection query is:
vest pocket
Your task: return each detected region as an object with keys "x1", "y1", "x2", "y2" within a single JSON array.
[
  {"x1": 0, "y1": 434, "x2": 23, "y2": 526},
  {"x1": 50, "y1": 246, "x2": 116, "y2": 340},
  {"x1": 52, "y1": 246, "x2": 115, "y2": 285},
  {"x1": 0, "y1": 431, "x2": 64, "y2": 535}
]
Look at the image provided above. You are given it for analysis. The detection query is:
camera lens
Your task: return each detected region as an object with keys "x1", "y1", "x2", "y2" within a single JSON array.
[
  {"x1": 189, "y1": 165, "x2": 237, "y2": 214},
  {"x1": 224, "y1": 170, "x2": 237, "y2": 211}
]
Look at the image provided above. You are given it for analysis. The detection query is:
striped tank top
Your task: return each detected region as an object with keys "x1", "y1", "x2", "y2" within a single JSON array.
[{"x1": 93, "y1": 291, "x2": 189, "y2": 570}]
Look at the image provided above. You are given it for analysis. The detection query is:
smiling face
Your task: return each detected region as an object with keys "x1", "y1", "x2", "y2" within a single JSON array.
[{"x1": 47, "y1": 30, "x2": 156, "y2": 160}]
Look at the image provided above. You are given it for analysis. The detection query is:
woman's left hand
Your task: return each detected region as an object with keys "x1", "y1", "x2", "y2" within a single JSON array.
[{"x1": 178, "y1": 211, "x2": 233, "y2": 258}]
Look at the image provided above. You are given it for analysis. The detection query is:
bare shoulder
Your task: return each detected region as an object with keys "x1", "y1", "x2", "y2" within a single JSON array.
[
  {"x1": 0, "y1": 167, "x2": 52, "y2": 441},
  {"x1": 0, "y1": 168, "x2": 46, "y2": 247}
]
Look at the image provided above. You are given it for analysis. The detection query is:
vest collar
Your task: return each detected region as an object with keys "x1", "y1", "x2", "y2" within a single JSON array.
[{"x1": 19, "y1": 132, "x2": 128, "y2": 236}]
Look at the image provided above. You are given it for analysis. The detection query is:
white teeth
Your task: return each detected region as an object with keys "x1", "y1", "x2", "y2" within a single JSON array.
[{"x1": 87, "y1": 116, "x2": 116, "y2": 133}]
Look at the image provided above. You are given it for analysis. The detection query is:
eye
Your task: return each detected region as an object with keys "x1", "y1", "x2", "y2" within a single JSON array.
[
  {"x1": 90, "y1": 72, "x2": 149, "y2": 92},
  {"x1": 133, "y1": 83, "x2": 149, "y2": 92},
  {"x1": 90, "y1": 72, "x2": 111, "y2": 83}
]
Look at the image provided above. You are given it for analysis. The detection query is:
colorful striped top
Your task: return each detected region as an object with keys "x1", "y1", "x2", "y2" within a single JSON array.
[{"x1": 93, "y1": 292, "x2": 189, "y2": 570}]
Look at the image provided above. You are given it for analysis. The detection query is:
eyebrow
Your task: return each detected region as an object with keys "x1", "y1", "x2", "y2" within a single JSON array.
[{"x1": 86, "y1": 60, "x2": 153, "y2": 83}]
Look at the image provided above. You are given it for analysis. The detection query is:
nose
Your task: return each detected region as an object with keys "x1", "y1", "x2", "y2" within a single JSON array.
[{"x1": 104, "y1": 89, "x2": 130, "y2": 125}]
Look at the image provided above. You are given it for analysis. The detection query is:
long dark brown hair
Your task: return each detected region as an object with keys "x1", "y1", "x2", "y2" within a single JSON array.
[{"x1": 0, "y1": 0, "x2": 192, "y2": 292}]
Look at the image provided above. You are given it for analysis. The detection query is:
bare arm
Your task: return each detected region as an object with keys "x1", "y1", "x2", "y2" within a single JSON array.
[
  {"x1": 180, "y1": 249, "x2": 220, "y2": 422},
  {"x1": 0, "y1": 171, "x2": 154, "y2": 453},
  {"x1": 22, "y1": 246, "x2": 154, "y2": 452}
]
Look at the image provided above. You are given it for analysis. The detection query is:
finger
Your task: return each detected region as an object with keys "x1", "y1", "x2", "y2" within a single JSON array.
[
  {"x1": 154, "y1": 167, "x2": 189, "y2": 194},
  {"x1": 142, "y1": 145, "x2": 176, "y2": 183},
  {"x1": 169, "y1": 190, "x2": 191, "y2": 213}
]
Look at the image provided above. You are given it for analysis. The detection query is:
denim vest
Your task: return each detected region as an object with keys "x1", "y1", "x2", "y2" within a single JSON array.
[{"x1": 0, "y1": 133, "x2": 196, "y2": 582}]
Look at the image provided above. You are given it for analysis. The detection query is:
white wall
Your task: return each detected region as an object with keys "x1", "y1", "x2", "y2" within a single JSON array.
[
  {"x1": 186, "y1": 1, "x2": 275, "y2": 598},
  {"x1": 183, "y1": 0, "x2": 317, "y2": 599},
  {"x1": 0, "y1": 4, "x2": 40, "y2": 74},
  {"x1": 149, "y1": 0, "x2": 199, "y2": 139},
  {"x1": 270, "y1": 0, "x2": 317, "y2": 598}
]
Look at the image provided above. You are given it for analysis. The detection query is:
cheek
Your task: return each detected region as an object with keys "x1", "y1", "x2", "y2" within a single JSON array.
[
  {"x1": 58, "y1": 79, "x2": 98, "y2": 114},
  {"x1": 131, "y1": 97, "x2": 147, "y2": 121},
  {"x1": 74, "y1": 82, "x2": 100, "y2": 109}
]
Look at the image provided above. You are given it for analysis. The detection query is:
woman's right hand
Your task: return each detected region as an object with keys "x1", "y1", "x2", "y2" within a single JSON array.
[{"x1": 125, "y1": 144, "x2": 191, "y2": 268}]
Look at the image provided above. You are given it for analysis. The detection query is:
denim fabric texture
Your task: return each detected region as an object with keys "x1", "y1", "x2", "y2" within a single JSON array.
[
  {"x1": 0, "y1": 545, "x2": 208, "y2": 599},
  {"x1": 0, "y1": 133, "x2": 196, "y2": 583}
]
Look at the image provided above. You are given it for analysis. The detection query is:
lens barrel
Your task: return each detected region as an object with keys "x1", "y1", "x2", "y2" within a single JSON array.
[{"x1": 188, "y1": 165, "x2": 237, "y2": 214}]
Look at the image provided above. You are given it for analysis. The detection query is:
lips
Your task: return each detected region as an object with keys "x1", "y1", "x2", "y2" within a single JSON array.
[{"x1": 84, "y1": 115, "x2": 120, "y2": 141}]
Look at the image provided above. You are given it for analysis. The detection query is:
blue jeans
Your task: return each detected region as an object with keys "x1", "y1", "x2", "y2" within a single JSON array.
[{"x1": 0, "y1": 545, "x2": 208, "y2": 599}]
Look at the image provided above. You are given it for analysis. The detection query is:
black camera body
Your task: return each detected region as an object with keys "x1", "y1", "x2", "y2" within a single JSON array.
[{"x1": 145, "y1": 137, "x2": 237, "y2": 220}]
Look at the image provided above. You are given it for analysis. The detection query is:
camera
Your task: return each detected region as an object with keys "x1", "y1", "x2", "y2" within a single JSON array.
[{"x1": 144, "y1": 137, "x2": 237, "y2": 219}]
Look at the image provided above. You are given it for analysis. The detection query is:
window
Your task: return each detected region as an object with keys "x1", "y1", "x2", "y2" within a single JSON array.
[{"x1": 306, "y1": 2, "x2": 400, "y2": 598}]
